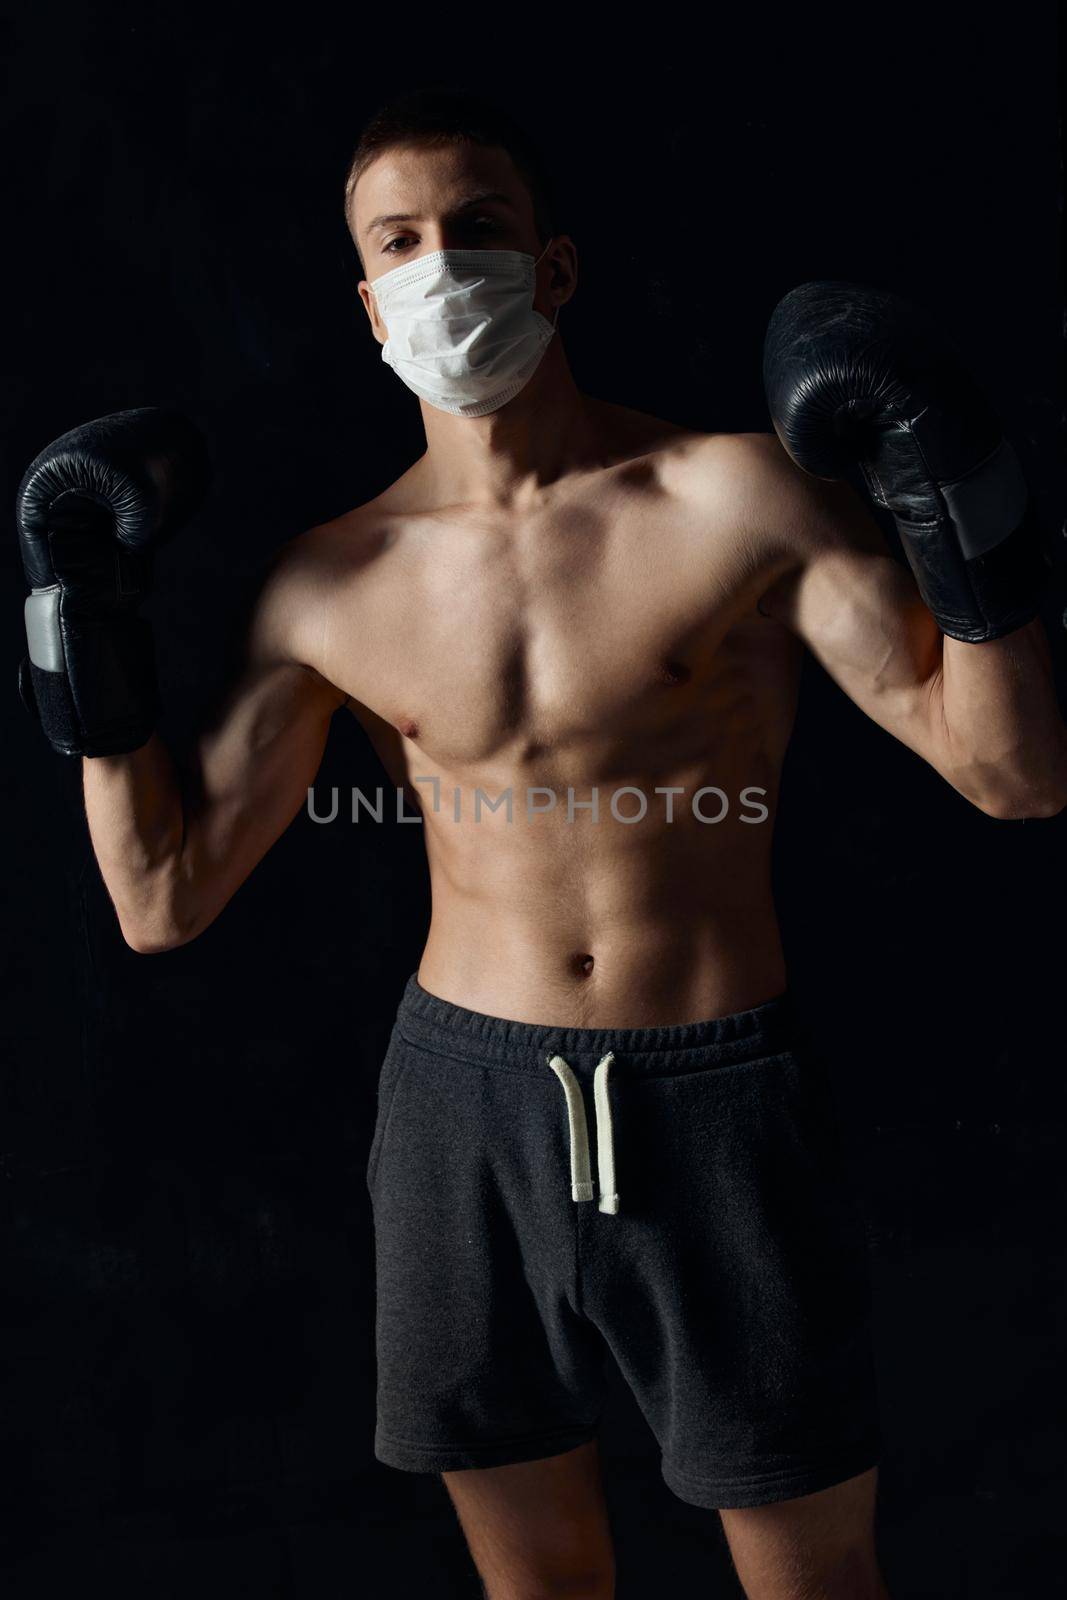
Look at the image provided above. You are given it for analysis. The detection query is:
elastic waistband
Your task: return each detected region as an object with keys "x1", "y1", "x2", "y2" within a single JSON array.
[{"x1": 394, "y1": 973, "x2": 798, "y2": 1078}]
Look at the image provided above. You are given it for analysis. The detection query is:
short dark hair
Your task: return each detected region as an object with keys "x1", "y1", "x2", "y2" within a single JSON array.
[{"x1": 343, "y1": 85, "x2": 558, "y2": 265}]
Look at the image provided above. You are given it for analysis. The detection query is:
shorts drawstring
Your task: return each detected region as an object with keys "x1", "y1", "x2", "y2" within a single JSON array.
[{"x1": 547, "y1": 1051, "x2": 619, "y2": 1215}]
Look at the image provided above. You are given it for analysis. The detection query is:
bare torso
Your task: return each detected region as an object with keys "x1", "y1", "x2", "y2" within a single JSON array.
[{"x1": 307, "y1": 401, "x2": 803, "y2": 1026}]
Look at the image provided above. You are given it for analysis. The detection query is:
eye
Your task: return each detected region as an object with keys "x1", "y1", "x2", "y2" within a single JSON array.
[{"x1": 381, "y1": 216, "x2": 501, "y2": 256}]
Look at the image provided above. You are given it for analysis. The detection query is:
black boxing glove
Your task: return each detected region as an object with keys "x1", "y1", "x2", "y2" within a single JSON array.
[
  {"x1": 762, "y1": 280, "x2": 1048, "y2": 643},
  {"x1": 16, "y1": 407, "x2": 210, "y2": 756}
]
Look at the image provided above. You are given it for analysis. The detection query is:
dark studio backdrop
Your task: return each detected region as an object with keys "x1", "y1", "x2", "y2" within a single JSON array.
[{"x1": 1, "y1": 6, "x2": 1064, "y2": 1596}]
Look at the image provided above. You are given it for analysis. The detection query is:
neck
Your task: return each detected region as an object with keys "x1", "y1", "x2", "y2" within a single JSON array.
[{"x1": 412, "y1": 348, "x2": 607, "y2": 513}]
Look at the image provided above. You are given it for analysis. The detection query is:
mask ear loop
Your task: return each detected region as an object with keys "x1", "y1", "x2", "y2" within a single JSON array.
[{"x1": 534, "y1": 236, "x2": 561, "y2": 328}]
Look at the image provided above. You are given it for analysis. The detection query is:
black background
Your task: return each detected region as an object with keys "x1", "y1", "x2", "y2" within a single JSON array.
[{"x1": 2, "y1": 5, "x2": 1065, "y2": 1595}]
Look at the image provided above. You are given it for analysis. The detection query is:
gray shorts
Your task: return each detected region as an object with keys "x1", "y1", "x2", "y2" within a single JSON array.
[{"x1": 366, "y1": 974, "x2": 881, "y2": 1509}]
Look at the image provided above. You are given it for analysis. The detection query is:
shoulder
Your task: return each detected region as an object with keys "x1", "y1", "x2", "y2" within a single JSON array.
[
  {"x1": 646, "y1": 428, "x2": 775, "y2": 503},
  {"x1": 675, "y1": 430, "x2": 877, "y2": 556},
  {"x1": 245, "y1": 501, "x2": 389, "y2": 676},
  {"x1": 657, "y1": 430, "x2": 889, "y2": 627},
  {"x1": 663, "y1": 428, "x2": 795, "y2": 499}
]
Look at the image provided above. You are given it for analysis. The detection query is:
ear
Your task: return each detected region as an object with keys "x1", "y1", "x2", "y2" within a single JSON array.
[
  {"x1": 357, "y1": 281, "x2": 387, "y2": 345},
  {"x1": 545, "y1": 235, "x2": 578, "y2": 318}
]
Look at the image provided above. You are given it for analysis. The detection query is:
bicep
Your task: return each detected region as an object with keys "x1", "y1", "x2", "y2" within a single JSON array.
[
  {"x1": 758, "y1": 469, "x2": 947, "y2": 766},
  {"x1": 177, "y1": 658, "x2": 342, "y2": 924},
  {"x1": 177, "y1": 544, "x2": 348, "y2": 927}
]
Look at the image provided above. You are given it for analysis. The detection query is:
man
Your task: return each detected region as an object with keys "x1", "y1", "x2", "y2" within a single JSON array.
[{"x1": 16, "y1": 87, "x2": 1067, "y2": 1600}]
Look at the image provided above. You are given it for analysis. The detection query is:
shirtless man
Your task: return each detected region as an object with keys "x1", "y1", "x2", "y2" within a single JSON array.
[{"x1": 17, "y1": 88, "x2": 1067, "y2": 1600}]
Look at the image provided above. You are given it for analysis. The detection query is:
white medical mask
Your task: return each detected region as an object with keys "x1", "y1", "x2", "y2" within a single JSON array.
[{"x1": 369, "y1": 239, "x2": 559, "y2": 417}]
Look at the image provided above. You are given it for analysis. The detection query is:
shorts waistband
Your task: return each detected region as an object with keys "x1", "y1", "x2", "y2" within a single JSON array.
[{"x1": 394, "y1": 973, "x2": 797, "y2": 1079}]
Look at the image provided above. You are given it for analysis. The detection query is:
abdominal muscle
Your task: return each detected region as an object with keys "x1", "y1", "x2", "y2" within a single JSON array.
[{"x1": 414, "y1": 774, "x2": 787, "y2": 1028}]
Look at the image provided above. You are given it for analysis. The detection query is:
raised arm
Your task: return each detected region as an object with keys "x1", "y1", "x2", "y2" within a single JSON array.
[
  {"x1": 750, "y1": 278, "x2": 1067, "y2": 821},
  {"x1": 749, "y1": 434, "x2": 1067, "y2": 819},
  {"x1": 14, "y1": 406, "x2": 349, "y2": 954}
]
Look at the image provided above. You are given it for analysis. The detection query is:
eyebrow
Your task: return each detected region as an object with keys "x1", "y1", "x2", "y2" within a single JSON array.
[{"x1": 363, "y1": 191, "x2": 516, "y2": 240}]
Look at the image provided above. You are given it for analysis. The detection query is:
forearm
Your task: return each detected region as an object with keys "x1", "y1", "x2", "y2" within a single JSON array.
[
  {"x1": 82, "y1": 734, "x2": 198, "y2": 951},
  {"x1": 936, "y1": 618, "x2": 1067, "y2": 818}
]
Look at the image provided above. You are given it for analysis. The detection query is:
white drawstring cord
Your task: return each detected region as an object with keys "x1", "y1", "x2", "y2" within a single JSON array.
[
  {"x1": 593, "y1": 1053, "x2": 618, "y2": 1214},
  {"x1": 547, "y1": 1051, "x2": 618, "y2": 1214},
  {"x1": 546, "y1": 1055, "x2": 595, "y2": 1201}
]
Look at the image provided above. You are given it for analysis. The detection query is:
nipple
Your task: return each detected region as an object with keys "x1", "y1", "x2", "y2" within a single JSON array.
[{"x1": 656, "y1": 659, "x2": 691, "y2": 686}]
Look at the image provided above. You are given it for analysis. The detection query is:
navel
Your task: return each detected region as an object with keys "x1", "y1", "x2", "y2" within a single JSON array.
[{"x1": 572, "y1": 952, "x2": 596, "y2": 978}]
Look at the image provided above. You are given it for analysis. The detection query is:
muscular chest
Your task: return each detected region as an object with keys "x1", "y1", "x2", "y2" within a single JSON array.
[{"x1": 328, "y1": 483, "x2": 773, "y2": 769}]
